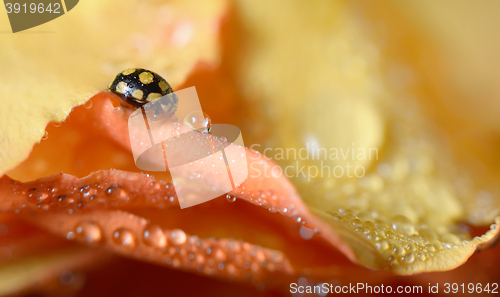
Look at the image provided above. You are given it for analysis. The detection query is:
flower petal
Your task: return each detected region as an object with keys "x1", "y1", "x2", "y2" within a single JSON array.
[{"x1": 0, "y1": 0, "x2": 227, "y2": 176}]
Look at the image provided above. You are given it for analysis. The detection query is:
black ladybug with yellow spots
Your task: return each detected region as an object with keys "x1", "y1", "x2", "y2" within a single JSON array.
[{"x1": 108, "y1": 68, "x2": 175, "y2": 109}]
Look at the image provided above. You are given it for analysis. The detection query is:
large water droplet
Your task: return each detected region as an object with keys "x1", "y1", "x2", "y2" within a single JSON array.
[
  {"x1": 184, "y1": 111, "x2": 211, "y2": 133},
  {"x1": 375, "y1": 240, "x2": 390, "y2": 251},
  {"x1": 105, "y1": 184, "x2": 123, "y2": 200},
  {"x1": 27, "y1": 188, "x2": 47, "y2": 204},
  {"x1": 393, "y1": 246, "x2": 406, "y2": 257},
  {"x1": 226, "y1": 194, "x2": 236, "y2": 203},
  {"x1": 74, "y1": 221, "x2": 102, "y2": 243},
  {"x1": 79, "y1": 185, "x2": 91, "y2": 198},
  {"x1": 214, "y1": 249, "x2": 226, "y2": 261},
  {"x1": 56, "y1": 194, "x2": 70, "y2": 207},
  {"x1": 112, "y1": 228, "x2": 136, "y2": 247},
  {"x1": 83, "y1": 100, "x2": 93, "y2": 109},
  {"x1": 143, "y1": 224, "x2": 167, "y2": 248},
  {"x1": 170, "y1": 229, "x2": 187, "y2": 245},
  {"x1": 425, "y1": 244, "x2": 437, "y2": 252},
  {"x1": 391, "y1": 215, "x2": 417, "y2": 236},
  {"x1": 299, "y1": 226, "x2": 314, "y2": 240},
  {"x1": 402, "y1": 253, "x2": 415, "y2": 264}
]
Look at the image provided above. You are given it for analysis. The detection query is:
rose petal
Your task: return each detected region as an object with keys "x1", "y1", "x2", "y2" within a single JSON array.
[{"x1": 0, "y1": 0, "x2": 227, "y2": 176}]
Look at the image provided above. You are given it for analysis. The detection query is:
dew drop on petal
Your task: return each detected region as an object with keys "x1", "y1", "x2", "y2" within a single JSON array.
[
  {"x1": 112, "y1": 228, "x2": 136, "y2": 247},
  {"x1": 66, "y1": 232, "x2": 75, "y2": 240},
  {"x1": 83, "y1": 100, "x2": 93, "y2": 109},
  {"x1": 56, "y1": 194, "x2": 69, "y2": 207},
  {"x1": 170, "y1": 229, "x2": 187, "y2": 245},
  {"x1": 105, "y1": 184, "x2": 123, "y2": 200},
  {"x1": 27, "y1": 188, "x2": 46, "y2": 204},
  {"x1": 79, "y1": 185, "x2": 90, "y2": 197},
  {"x1": 77, "y1": 201, "x2": 86, "y2": 210},
  {"x1": 226, "y1": 194, "x2": 236, "y2": 203},
  {"x1": 299, "y1": 226, "x2": 314, "y2": 240},
  {"x1": 402, "y1": 253, "x2": 415, "y2": 264},
  {"x1": 214, "y1": 249, "x2": 226, "y2": 261},
  {"x1": 143, "y1": 224, "x2": 167, "y2": 248},
  {"x1": 195, "y1": 254, "x2": 205, "y2": 264},
  {"x1": 184, "y1": 111, "x2": 211, "y2": 133},
  {"x1": 375, "y1": 240, "x2": 390, "y2": 251},
  {"x1": 74, "y1": 221, "x2": 102, "y2": 244},
  {"x1": 86, "y1": 195, "x2": 99, "y2": 206}
]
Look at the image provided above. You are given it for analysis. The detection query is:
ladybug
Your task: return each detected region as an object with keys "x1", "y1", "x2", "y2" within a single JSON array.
[{"x1": 108, "y1": 68, "x2": 178, "y2": 113}]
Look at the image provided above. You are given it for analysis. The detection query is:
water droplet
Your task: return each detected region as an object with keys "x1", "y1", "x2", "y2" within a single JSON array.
[
  {"x1": 52, "y1": 122, "x2": 62, "y2": 127},
  {"x1": 66, "y1": 232, "x2": 75, "y2": 240},
  {"x1": 214, "y1": 249, "x2": 226, "y2": 261},
  {"x1": 184, "y1": 111, "x2": 211, "y2": 133},
  {"x1": 79, "y1": 185, "x2": 90, "y2": 198},
  {"x1": 77, "y1": 201, "x2": 86, "y2": 210},
  {"x1": 402, "y1": 253, "x2": 415, "y2": 264},
  {"x1": 170, "y1": 229, "x2": 186, "y2": 245},
  {"x1": 105, "y1": 184, "x2": 123, "y2": 200},
  {"x1": 195, "y1": 254, "x2": 205, "y2": 264},
  {"x1": 112, "y1": 228, "x2": 136, "y2": 247},
  {"x1": 74, "y1": 221, "x2": 102, "y2": 243},
  {"x1": 27, "y1": 188, "x2": 47, "y2": 204},
  {"x1": 425, "y1": 244, "x2": 436, "y2": 252},
  {"x1": 404, "y1": 242, "x2": 417, "y2": 252},
  {"x1": 172, "y1": 259, "x2": 180, "y2": 267},
  {"x1": 375, "y1": 240, "x2": 390, "y2": 251},
  {"x1": 226, "y1": 194, "x2": 236, "y2": 203},
  {"x1": 430, "y1": 240, "x2": 444, "y2": 251},
  {"x1": 393, "y1": 246, "x2": 406, "y2": 257},
  {"x1": 299, "y1": 226, "x2": 314, "y2": 240},
  {"x1": 42, "y1": 131, "x2": 49, "y2": 140},
  {"x1": 86, "y1": 195, "x2": 99, "y2": 206},
  {"x1": 220, "y1": 137, "x2": 227, "y2": 142},
  {"x1": 83, "y1": 100, "x2": 93, "y2": 109},
  {"x1": 57, "y1": 194, "x2": 69, "y2": 207},
  {"x1": 143, "y1": 224, "x2": 167, "y2": 248},
  {"x1": 417, "y1": 253, "x2": 427, "y2": 261},
  {"x1": 391, "y1": 215, "x2": 417, "y2": 235}
]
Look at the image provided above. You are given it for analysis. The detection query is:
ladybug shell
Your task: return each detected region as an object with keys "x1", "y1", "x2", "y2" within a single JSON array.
[{"x1": 109, "y1": 68, "x2": 175, "y2": 109}]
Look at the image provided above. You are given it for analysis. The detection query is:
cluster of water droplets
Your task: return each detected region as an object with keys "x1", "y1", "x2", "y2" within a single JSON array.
[
  {"x1": 66, "y1": 219, "x2": 287, "y2": 280},
  {"x1": 11, "y1": 173, "x2": 180, "y2": 214},
  {"x1": 232, "y1": 185, "x2": 310, "y2": 225},
  {"x1": 327, "y1": 209, "x2": 500, "y2": 269}
]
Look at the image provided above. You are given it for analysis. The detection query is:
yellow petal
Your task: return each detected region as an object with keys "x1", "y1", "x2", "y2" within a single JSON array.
[
  {"x1": 232, "y1": 0, "x2": 500, "y2": 273},
  {"x1": 0, "y1": 0, "x2": 226, "y2": 176}
]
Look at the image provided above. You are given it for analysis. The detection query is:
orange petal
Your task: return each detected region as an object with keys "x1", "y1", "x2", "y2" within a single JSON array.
[{"x1": 5, "y1": 77, "x2": 500, "y2": 282}]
